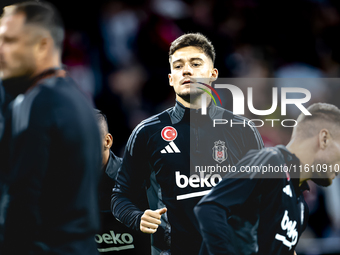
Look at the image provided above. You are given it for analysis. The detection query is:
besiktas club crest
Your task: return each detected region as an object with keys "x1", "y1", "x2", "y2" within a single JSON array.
[{"x1": 212, "y1": 140, "x2": 228, "y2": 163}]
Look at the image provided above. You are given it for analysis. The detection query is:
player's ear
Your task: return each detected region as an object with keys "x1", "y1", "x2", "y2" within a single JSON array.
[
  {"x1": 36, "y1": 29, "x2": 52, "y2": 53},
  {"x1": 168, "y1": 73, "x2": 173, "y2": 87},
  {"x1": 210, "y1": 68, "x2": 218, "y2": 82},
  {"x1": 34, "y1": 36, "x2": 48, "y2": 59},
  {"x1": 38, "y1": 37, "x2": 47, "y2": 50},
  {"x1": 105, "y1": 133, "x2": 113, "y2": 150},
  {"x1": 318, "y1": 129, "x2": 330, "y2": 149}
]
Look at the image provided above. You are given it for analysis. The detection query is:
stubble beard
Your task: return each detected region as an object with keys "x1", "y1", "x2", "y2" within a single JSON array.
[{"x1": 176, "y1": 86, "x2": 204, "y2": 102}]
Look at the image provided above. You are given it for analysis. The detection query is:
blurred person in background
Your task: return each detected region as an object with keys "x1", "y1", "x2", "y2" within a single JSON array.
[
  {"x1": 0, "y1": 2, "x2": 102, "y2": 254},
  {"x1": 195, "y1": 103, "x2": 340, "y2": 255},
  {"x1": 95, "y1": 109, "x2": 152, "y2": 254}
]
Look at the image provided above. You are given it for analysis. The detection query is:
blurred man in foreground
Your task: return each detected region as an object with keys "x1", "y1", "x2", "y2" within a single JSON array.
[
  {"x1": 95, "y1": 109, "x2": 151, "y2": 254},
  {"x1": 195, "y1": 103, "x2": 340, "y2": 255},
  {"x1": 0, "y1": 2, "x2": 102, "y2": 254}
]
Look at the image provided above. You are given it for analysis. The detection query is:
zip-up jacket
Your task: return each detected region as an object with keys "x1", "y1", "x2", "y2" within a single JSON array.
[
  {"x1": 112, "y1": 101, "x2": 264, "y2": 255},
  {"x1": 194, "y1": 145, "x2": 309, "y2": 255},
  {"x1": 0, "y1": 71, "x2": 102, "y2": 255}
]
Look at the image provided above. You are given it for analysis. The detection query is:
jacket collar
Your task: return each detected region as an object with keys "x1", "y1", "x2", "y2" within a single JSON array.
[
  {"x1": 171, "y1": 100, "x2": 218, "y2": 124},
  {"x1": 104, "y1": 150, "x2": 122, "y2": 179},
  {"x1": 276, "y1": 145, "x2": 310, "y2": 196},
  {"x1": 2, "y1": 68, "x2": 65, "y2": 99}
]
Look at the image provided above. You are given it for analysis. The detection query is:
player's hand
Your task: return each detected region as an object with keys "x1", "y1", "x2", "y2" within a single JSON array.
[
  {"x1": 140, "y1": 208, "x2": 167, "y2": 234},
  {"x1": 294, "y1": 251, "x2": 297, "y2": 255}
]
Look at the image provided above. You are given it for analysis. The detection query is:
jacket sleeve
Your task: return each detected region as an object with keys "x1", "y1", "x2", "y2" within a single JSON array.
[
  {"x1": 194, "y1": 203, "x2": 237, "y2": 255},
  {"x1": 194, "y1": 172, "x2": 260, "y2": 255},
  {"x1": 195, "y1": 148, "x2": 283, "y2": 254},
  {"x1": 111, "y1": 126, "x2": 151, "y2": 231}
]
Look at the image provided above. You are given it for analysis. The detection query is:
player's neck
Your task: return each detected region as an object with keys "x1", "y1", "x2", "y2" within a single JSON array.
[{"x1": 286, "y1": 139, "x2": 314, "y2": 186}]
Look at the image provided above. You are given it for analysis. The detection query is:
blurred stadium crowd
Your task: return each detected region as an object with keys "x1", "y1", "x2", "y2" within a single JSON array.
[{"x1": 1, "y1": 0, "x2": 340, "y2": 254}]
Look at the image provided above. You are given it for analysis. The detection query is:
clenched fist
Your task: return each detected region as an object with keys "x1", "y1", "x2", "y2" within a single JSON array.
[{"x1": 140, "y1": 208, "x2": 167, "y2": 234}]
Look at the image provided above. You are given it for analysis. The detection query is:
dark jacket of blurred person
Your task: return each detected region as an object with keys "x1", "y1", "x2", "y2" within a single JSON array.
[
  {"x1": 0, "y1": 80, "x2": 4, "y2": 139},
  {"x1": 95, "y1": 110, "x2": 151, "y2": 254},
  {"x1": 0, "y1": 2, "x2": 102, "y2": 254},
  {"x1": 0, "y1": 79, "x2": 6, "y2": 244},
  {"x1": 0, "y1": 79, "x2": 4, "y2": 164}
]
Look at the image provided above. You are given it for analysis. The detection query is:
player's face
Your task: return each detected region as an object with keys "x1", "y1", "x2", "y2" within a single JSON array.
[
  {"x1": 168, "y1": 46, "x2": 217, "y2": 99},
  {"x1": 0, "y1": 13, "x2": 38, "y2": 80},
  {"x1": 312, "y1": 138, "x2": 340, "y2": 187}
]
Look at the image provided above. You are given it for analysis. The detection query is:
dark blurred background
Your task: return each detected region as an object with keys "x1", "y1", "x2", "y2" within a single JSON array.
[{"x1": 1, "y1": 0, "x2": 340, "y2": 254}]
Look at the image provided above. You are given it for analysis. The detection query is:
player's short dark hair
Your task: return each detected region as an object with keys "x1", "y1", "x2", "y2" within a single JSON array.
[
  {"x1": 2, "y1": 1, "x2": 64, "y2": 50},
  {"x1": 169, "y1": 33, "x2": 216, "y2": 64},
  {"x1": 94, "y1": 109, "x2": 109, "y2": 138},
  {"x1": 295, "y1": 103, "x2": 340, "y2": 139}
]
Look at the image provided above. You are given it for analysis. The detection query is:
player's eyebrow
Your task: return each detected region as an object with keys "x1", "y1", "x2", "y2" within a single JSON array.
[
  {"x1": 189, "y1": 57, "x2": 204, "y2": 62},
  {"x1": 172, "y1": 57, "x2": 204, "y2": 65}
]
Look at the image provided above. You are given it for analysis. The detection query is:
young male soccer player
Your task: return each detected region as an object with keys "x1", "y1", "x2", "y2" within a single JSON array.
[
  {"x1": 195, "y1": 103, "x2": 340, "y2": 255},
  {"x1": 112, "y1": 33, "x2": 264, "y2": 255}
]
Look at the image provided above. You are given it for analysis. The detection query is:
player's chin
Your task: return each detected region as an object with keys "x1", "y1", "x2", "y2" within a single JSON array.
[
  {"x1": 0, "y1": 69, "x2": 8, "y2": 80},
  {"x1": 177, "y1": 87, "x2": 204, "y2": 100},
  {"x1": 311, "y1": 177, "x2": 332, "y2": 187},
  {"x1": 184, "y1": 88, "x2": 204, "y2": 96}
]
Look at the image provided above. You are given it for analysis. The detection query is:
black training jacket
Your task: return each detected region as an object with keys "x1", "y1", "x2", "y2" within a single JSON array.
[
  {"x1": 194, "y1": 145, "x2": 309, "y2": 255},
  {"x1": 112, "y1": 101, "x2": 263, "y2": 255},
  {"x1": 0, "y1": 72, "x2": 102, "y2": 255}
]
